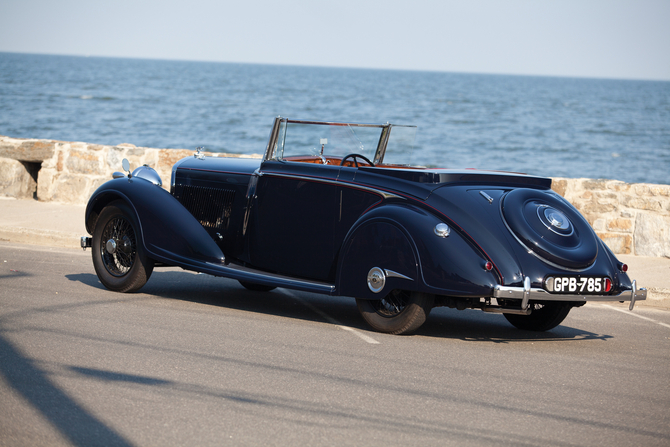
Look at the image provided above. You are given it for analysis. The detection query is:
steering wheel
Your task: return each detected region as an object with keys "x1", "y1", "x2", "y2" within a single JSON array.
[{"x1": 340, "y1": 153, "x2": 375, "y2": 167}]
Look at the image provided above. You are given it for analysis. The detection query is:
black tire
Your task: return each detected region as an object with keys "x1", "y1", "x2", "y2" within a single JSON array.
[
  {"x1": 356, "y1": 290, "x2": 433, "y2": 335},
  {"x1": 503, "y1": 303, "x2": 571, "y2": 331},
  {"x1": 238, "y1": 280, "x2": 276, "y2": 292},
  {"x1": 92, "y1": 201, "x2": 154, "y2": 293}
]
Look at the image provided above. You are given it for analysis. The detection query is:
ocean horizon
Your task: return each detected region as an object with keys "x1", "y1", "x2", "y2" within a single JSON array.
[{"x1": 1, "y1": 52, "x2": 668, "y2": 185}]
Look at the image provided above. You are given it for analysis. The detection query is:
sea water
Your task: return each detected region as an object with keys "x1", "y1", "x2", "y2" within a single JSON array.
[{"x1": 1, "y1": 52, "x2": 668, "y2": 185}]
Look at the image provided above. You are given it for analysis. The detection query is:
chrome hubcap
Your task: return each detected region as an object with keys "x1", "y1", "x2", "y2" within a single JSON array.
[
  {"x1": 105, "y1": 239, "x2": 117, "y2": 254},
  {"x1": 367, "y1": 267, "x2": 386, "y2": 293}
]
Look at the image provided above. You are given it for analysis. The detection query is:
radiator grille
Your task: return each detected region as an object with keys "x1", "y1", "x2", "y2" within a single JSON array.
[{"x1": 174, "y1": 184, "x2": 236, "y2": 231}]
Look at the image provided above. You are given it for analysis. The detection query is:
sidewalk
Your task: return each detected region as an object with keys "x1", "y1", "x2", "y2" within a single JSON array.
[{"x1": 1, "y1": 196, "x2": 668, "y2": 309}]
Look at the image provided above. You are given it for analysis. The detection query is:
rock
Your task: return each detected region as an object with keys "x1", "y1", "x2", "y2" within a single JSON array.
[
  {"x1": 635, "y1": 212, "x2": 670, "y2": 257},
  {"x1": 0, "y1": 158, "x2": 36, "y2": 199},
  {"x1": 597, "y1": 232, "x2": 632, "y2": 254},
  {"x1": 0, "y1": 138, "x2": 57, "y2": 162},
  {"x1": 607, "y1": 218, "x2": 633, "y2": 233}
]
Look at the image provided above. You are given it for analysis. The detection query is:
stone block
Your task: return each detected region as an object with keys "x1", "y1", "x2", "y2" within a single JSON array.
[
  {"x1": 50, "y1": 174, "x2": 91, "y2": 204},
  {"x1": 634, "y1": 212, "x2": 670, "y2": 257},
  {"x1": 65, "y1": 149, "x2": 103, "y2": 174},
  {"x1": 36, "y1": 168, "x2": 56, "y2": 201},
  {"x1": 106, "y1": 147, "x2": 125, "y2": 171},
  {"x1": 551, "y1": 179, "x2": 568, "y2": 197},
  {"x1": 622, "y1": 196, "x2": 663, "y2": 211},
  {"x1": 596, "y1": 232, "x2": 632, "y2": 254},
  {"x1": 592, "y1": 218, "x2": 606, "y2": 231},
  {"x1": 583, "y1": 179, "x2": 609, "y2": 190},
  {"x1": 595, "y1": 191, "x2": 618, "y2": 201},
  {"x1": 125, "y1": 147, "x2": 147, "y2": 157},
  {"x1": 0, "y1": 158, "x2": 36, "y2": 199},
  {"x1": 581, "y1": 202, "x2": 617, "y2": 215},
  {"x1": 648, "y1": 185, "x2": 670, "y2": 197},
  {"x1": 610, "y1": 181, "x2": 630, "y2": 192},
  {"x1": 0, "y1": 139, "x2": 56, "y2": 162},
  {"x1": 607, "y1": 218, "x2": 633, "y2": 233}
]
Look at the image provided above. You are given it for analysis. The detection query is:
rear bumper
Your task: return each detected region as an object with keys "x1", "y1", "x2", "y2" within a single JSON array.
[{"x1": 494, "y1": 278, "x2": 647, "y2": 310}]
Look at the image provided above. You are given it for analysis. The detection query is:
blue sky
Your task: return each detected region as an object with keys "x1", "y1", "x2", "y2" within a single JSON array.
[{"x1": 1, "y1": 0, "x2": 668, "y2": 80}]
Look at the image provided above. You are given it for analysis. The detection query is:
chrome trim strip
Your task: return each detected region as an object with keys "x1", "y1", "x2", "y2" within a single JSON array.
[
  {"x1": 479, "y1": 191, "x2": 494, "y2": 204},
  {"x1": 374, "y1": 125, "x2": 391, "y2": 165},
  {"x1": 384, "y1": 269, "x2": 413, "y2": 281},
  {"x1": 262, "y1": 171, "x2": 404, "y2": 200},
  {"x1": 493, "y1": 282, "x2": 647, "y2": 303},
  {"x1": 264, "y1": 116, "x2": 284, "y2": 161},
  {"x1": 341, "y1": 182, "x2": 403, "y2": 200}
]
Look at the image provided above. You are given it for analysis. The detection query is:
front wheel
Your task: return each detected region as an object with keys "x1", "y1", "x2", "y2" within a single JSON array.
[
  {"x1": 92, "y1": 201, "x2": 154, "y2": 292},
  {"x1": 356, "y1": 290, "x2": 434, "y2": 335},
  {"x1": 503, "y1": 302, "x2": 571, "y2": 331}
]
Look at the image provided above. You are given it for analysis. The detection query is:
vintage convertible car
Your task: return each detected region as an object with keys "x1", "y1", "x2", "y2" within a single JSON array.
[{"x1": 82, "y1": 117, "x2": 646, "y2": 335}]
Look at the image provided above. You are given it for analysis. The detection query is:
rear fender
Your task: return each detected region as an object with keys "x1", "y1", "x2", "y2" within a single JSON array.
[
  {"x1": 336, "y1": 204, "x2": 499, "y2": 299},
  {"x1": 85, "y1": 177, "x2": 224, "y2": 265}
]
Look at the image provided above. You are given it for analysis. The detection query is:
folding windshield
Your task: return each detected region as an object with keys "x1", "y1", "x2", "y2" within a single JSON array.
[{"x1": 264, "y1": 118, "x2": 417, "y2": 166}]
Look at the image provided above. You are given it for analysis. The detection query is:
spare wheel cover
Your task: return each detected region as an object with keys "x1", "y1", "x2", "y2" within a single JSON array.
[{"x1": 502, "y1": 189, "x2": 598, "y2": 269}]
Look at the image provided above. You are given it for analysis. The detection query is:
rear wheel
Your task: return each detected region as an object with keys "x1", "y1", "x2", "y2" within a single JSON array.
[
  {"x1": 503, "y1": 302, "x2": 571, "y2": 331},
  {"x1": 356, "y1": 290, "x2": 433, "y2": 335},
  {"x1": 92, "y1": 201, "x2": 154, "y2": 292}
]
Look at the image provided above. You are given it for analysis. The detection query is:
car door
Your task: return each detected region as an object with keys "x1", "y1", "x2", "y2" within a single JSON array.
[{"x1": 245, "y1": 160, "x2": 340, "y2": 282}]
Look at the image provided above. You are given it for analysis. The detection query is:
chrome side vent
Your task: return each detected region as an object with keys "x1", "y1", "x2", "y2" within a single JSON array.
[{"x1": 174, "y1": 184, "x2": 236, "y2": 231}]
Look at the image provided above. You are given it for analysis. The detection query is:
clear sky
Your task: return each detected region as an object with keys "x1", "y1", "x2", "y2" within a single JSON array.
[{"x1": 1, "y1": 0, "x2": 669, "y2": 81}]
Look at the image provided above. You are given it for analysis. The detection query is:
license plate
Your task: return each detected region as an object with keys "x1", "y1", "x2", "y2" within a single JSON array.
[{"x1": 545, "y1": 276, "x2": 612, "y2": 294}]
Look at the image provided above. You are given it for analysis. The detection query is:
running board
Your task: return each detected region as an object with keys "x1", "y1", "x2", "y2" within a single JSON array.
[{"x1": 205, "y1": 261, "x2": 336, "y2": 295}]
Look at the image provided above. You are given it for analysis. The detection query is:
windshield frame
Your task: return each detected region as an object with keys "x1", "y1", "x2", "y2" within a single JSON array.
[{"x1": 263, "y1": 117, "x2": 416, "y2": 166}]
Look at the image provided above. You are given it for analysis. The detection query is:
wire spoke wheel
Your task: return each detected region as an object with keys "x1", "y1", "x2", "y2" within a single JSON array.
[
  {"x1": 100, "y1": 216, "x2": 137, "y2": 276},
  {"x1": 370, "y1": 289, "x2": 411, "y2": 317},
  {"x1": 92, "y1": 201, "x2": 154, "y2": 293}
]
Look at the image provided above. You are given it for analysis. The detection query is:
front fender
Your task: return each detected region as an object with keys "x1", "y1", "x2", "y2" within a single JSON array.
[
  {"x1": 85, "y1": 177, "x2": 224, "y2": 265},
  {"x1": 336, "y1": 204, "x2": 499, "y2": 299}
]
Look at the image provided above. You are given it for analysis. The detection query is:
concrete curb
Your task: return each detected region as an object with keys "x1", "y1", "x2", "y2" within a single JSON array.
[{"x1": 0, "y1": 226, "x2": 83, "y2": 249}]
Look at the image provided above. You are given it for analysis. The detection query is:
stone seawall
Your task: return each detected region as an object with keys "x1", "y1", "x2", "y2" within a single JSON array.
[{"x1": 1, "y1": 134, "x2": 668, "y2": 258}]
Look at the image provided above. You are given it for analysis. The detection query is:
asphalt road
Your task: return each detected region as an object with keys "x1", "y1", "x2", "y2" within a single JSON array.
[{"x1": 1, "y1": 242, "x2": 669, "y2": 447}]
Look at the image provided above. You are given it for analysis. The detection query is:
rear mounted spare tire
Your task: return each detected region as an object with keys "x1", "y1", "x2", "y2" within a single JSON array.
[{"x1": 502, "y1": 189, "x2": 598, "y2": 269}]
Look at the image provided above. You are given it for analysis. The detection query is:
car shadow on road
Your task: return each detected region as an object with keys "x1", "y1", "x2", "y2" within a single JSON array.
[
  {"x1": 417, "y1": 307, "x2": 612, "y2": 343},
  {"x1": 65, "y1": 272, "x2": 107, "y2": 289},
  {"x1": 71, "y1": 269, "x2": 613, "y2": 344}
]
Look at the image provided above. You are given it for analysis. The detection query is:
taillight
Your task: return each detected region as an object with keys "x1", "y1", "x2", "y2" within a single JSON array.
[
  {"x1": 484, "y1": 261, "x2": 493, "y2": 271},
  {"x1": 605, "y1": 278, "x2": 612, "y2": 292}
]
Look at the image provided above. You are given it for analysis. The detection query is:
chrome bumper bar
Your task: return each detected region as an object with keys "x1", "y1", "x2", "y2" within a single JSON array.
[
  {"x1": 81, "y1": 236, "x2": 92, "y2": 251},
  {"x1": 493, "y1": 278, "x2": 647, "y2": 311}
]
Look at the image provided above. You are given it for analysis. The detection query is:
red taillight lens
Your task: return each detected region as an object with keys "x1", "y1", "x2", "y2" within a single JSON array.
[
  {"x1": 605, "y1": 278, "x2": 612, "y2": 292},
  {"x1": 484, "y1": 261, "x2": 493, "y2": 271}
]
